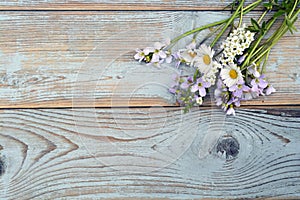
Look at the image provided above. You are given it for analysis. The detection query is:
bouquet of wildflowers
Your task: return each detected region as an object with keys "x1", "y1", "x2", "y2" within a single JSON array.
[{"x1": 134, "y1": 0, "x2": 299, "y2": 115}]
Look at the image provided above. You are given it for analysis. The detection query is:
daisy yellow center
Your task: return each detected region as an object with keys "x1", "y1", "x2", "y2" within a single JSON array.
[
  {"x1": 229, "y1": 69, "x2": 238, "y2": 79},
  {"x1": 203, "y1": 54, "x2": 211, "y2": 65}
]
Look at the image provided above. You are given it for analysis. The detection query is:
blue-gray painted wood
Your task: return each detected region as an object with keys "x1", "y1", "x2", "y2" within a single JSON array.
[
  {"x1": 0, "y1": 11, "x2": 299, "y2": 108},
  {"x1": 0, "y1": 108, "x2": 299, "y2": 199}
]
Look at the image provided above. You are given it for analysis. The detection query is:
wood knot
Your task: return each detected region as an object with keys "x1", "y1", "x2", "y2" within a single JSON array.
[
  {"x1": 0, "y1": 157, "x2": 5, "y2": 176},
  {"x1": 216, "y1": 136, "x2": 239, "y2": 160}
]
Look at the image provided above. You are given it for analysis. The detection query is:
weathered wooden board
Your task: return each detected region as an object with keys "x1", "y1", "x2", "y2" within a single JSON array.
[
  {"x1": 0, "y1": 0, "x2": 299, "y2": 199},
  {"x1": 0, "y1": 11, "x2": 299, "y2": 108},
  {"x1": 0, "y1": 107, "x2": 299, "y2": 199},
  {"x1": 0, "y1": 0, "x2": 245, "y2": 11}
]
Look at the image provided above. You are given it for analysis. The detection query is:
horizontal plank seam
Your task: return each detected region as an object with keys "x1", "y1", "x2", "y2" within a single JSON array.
[
  {"x1": 0, "y1": 104, "x2": 300, "y2": 110},
  {"x1": 0, "y1": 9, "x2": 266, "y2": 12}
]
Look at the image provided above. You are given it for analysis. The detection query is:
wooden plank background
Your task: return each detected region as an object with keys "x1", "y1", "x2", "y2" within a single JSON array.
[
  {"x1": 0, "y1": 11, "x2": 299, "y2": 108},
  {"x1": 0, "y1": 1, "x2": 299, "y2": 199},
  {"x1": 0, "y1": 0, "x2": 247, "y2": 10}
]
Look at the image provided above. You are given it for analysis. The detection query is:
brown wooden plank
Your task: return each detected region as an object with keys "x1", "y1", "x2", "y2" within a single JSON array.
[
  {"x1": 0, "y1": 11, "x2": 299, "y2": 108},
  {"x1": 0, "y1": 0, "x2": 243, "y2": 11},
  {"x1": 0, "y1": 107, "x2": 299, "y2": 199}
]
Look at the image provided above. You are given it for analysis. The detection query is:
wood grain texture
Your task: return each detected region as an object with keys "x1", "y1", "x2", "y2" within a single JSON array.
[
  {"x1": 0, "y1": 0, "x2": 247, "y2": 11},
  {"x1": 0, "y1": 11, "x2": 299, "y2": 108},
  {"x1": 0, "y1": 107, "x2": 299, "y2": 199}
]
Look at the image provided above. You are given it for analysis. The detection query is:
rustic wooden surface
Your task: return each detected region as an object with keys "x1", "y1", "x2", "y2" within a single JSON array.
[
  {"x1": 0, "y1": 11, "x2": 299, "y2": 108},
  {"x1": 0, "y1": 1, "x2": 299, "y2": 199},
  {"x1": 0, "y1": 0, "x2": 249, "y2": 10},
  {"x1": 0, "y1": 108, "x2": 299, "y2": 199}
]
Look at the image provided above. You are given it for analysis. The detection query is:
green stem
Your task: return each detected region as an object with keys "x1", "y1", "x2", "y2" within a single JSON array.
[
  {"x1": 288, "y1": 0, "x2": 299, "y2": 18},
  {"x1": 169, "y1": 0, "x2": 262, "y2": 49},
  {"x1": 238, "y1": 0, "x2": 244, "y2": 27},
  {"x1": 211, "y1": 0, "x2": 245, "y2": 47},
  {"x1": 257, "y1": 10, "x2": 268, "y2": 24},
  {"x1": 252, "y1": 8, "x2": 300, "y2": 64},
  {"x1": 241, "y1": 16, "x2": 277, "y2": 70},
  {"x1": 243, "y1": 0, "x2": 263, "y2": 13},
  {"x1": 261, "y1": 49, "x2": 270, "y2": 74},
  {"x1": 169, "y1": 19, "x2": 228, "y2": 48}
]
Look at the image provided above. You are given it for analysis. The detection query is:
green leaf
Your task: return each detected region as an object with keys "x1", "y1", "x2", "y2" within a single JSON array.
[
  {"x1": 262, "y1": 21, "x2": 266, "y2": 29},
  {"x1": 263, "y1": 2, "x2": 273, "y2": 10},
  {"x1": 193, "y1": 68, "x2": 199, "y2": 81},
  {"x1": 274, "y1": 10, "x2": 286, "y2": 18},
  {"x1": 261, "y1": 21, "x2": 267, "y2": 34},
  {"x1": 251, "y1": 18, "x2": 260, "y2": 30},
  {"x1": 246, "y1": 26, "x2": 260, "y2": 33}
]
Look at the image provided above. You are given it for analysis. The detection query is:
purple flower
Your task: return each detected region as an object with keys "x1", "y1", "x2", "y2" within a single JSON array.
[
  {"x1": 168, "y1": 74, "x2": 180, "y2": 94},
  {"x1": 134, "y1": 47, "x2": 155, "y2": 62},
  {"x1": 165, "y1": 54, "x2": 173, "y2": 63},
  {"x1": 151, "y1": 42, "x2": 167, "y2": 63},
  {"x1": 252, "y1": 74, "x2": 268, "y2": 89},
  {"x1": 247, "y1": 65, "x2": 260, "y2": 78},
  {"x1": 191, "y1": 78, "x2": 211, "y2": 97},
  {"x1": 214, "y1": 88, "x2": 224, "y2": 106},
  {"x1": 172, "y1": 51, "x2": 182, "y2": 68},
  {"x1": 168, "y1": 87, "x2": 177, "y2": 94},
  {"x1": 181, "y1": 76, "x2": 194, "y2": 89},
  {"x1": 237, "y1": 54, "x2": 246, "y2": 65},
  {"x1": 214, "y1": 77, "x2": 229, "y2": 106},
  {"x1": 228, "y1": 97, "x2": 241, "y2": 107},
  {"x1": 242, "y1": 91, "x2": 254, "y2": 100},
  {"x1": 229, "y1": 80, "x2": 250, "y2": 98},
  {"x1": 134, "y1": 39, "x2": 172, "y2": 66},
  {"x1": 250, "y1": 74, "x2": 269, "y2": 96},
  {"x1": 265, "y1": 84, "x2": 276, "y2": 95}
]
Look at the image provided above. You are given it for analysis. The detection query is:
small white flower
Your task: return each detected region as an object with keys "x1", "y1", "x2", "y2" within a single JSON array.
[
  {"x1": 195, "y1": 96, "x2": 203, "y2": 105},
  {"x1": 220, "y1": 25, "x2": 255, "y2": 66},
  {"x1": 226, "y1": 106, "x2": 236, "y2": 116},
  {"x1": 213, "y1": 61, "x2": 222, "y2": 69},
  {"x1": 220, "y1": 63, "x2": 243, "y2": 87},
  {"x1": 236, "y1": 47, "x2": 244, "y2": 55}
]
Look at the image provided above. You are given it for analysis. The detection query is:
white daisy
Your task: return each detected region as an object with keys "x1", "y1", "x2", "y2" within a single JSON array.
[
  {"x1": 220, "y1": 63, "x2": 243, "y2": 87},
  {"x1": 194, "y1": 44, "x2": 215, "y2": 74},
  {"x1": 180, "y1": 41, "x2": 197, "y2": 65}
]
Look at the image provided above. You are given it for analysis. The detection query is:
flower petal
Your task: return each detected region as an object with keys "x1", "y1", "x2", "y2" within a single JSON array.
[
  {"x1": 258, "y1": 78, "x2": 268, "y2": 88},
  {"x1": 226, "y1": 107, "x2": 235, "y2": 115},
  {"x1": 199, "y1": 87, "x2": 207, "y2": 97},
  {"x1": 144, "y1": 47, "x2": 154, "y2": 55},
  {"x1": 134, "y1": 53, "x2": 142, "y2": 60},
  {"x1": 151, "y1": 54, "x2": 160, "y2": 63},
  {"x1": 158, "y1": 50, "x2": 167, "y2": 58},
  {"x1": 165, "y1": 55, "x2": 172, "y2": 63},
  {"x1": 265, "y1": 85, "x2": 276, "y2": 95},
  {"x1": 154, "y1": 42, "x2": 164, "y2": 50},
  {"x1": 181, "y1": 81, "x2": 190, "y2": 89},
  {"x1": 190, "y1": 84, "x2": 198, "y2": 92}
]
